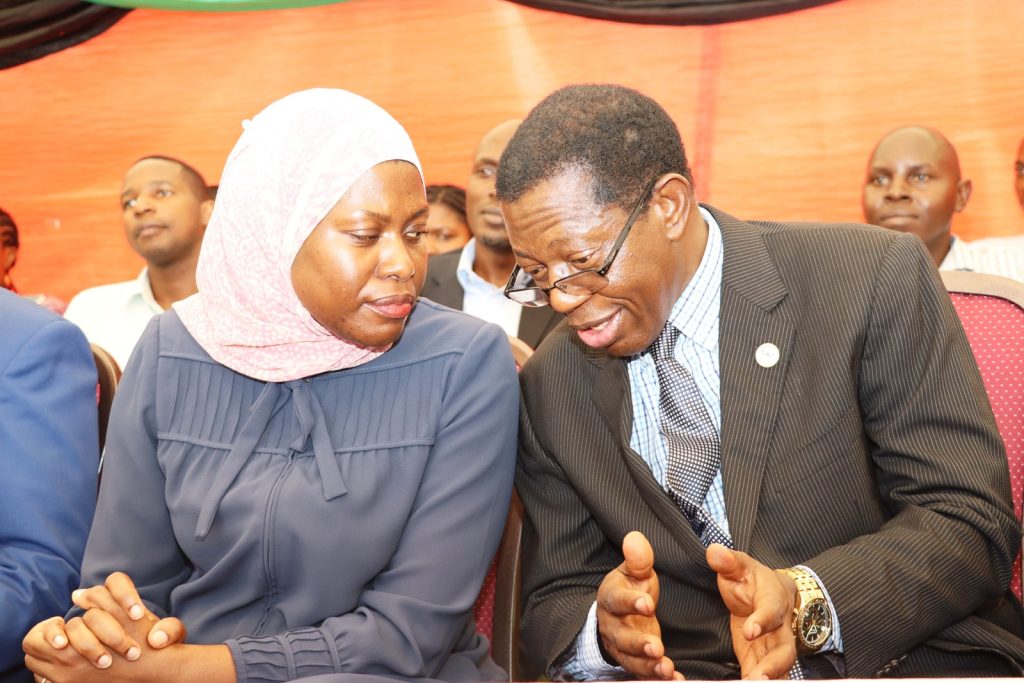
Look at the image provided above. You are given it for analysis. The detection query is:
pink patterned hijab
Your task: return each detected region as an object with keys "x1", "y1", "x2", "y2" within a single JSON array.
[{"x1": 175, "y1": 89, "x2": 423, "y2": 382}]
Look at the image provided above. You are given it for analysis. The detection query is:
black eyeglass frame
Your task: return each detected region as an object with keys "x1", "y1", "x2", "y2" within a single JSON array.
[{"x1": 503, "y1": 177, "x2": 658, "y2": 307}]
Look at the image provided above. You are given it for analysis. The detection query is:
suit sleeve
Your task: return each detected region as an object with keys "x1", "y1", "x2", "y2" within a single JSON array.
[
  {"x1": 804, "y1": 233, "x2": 1020, "y2": 676},
  {"x1": 0, "y1": 317, "x2": 98, "y2": 673},
  {"x1": 516, "y1": 384, "x2": 625, "y2": 679},
  {"x1": 224, "y1": 324, "x2": 519, "y2": 682},
  {"x1": 75, "y1": 318, "x2": 191, "y2": 616}
]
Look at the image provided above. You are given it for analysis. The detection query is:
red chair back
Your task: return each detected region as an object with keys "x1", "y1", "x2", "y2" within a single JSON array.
[
  {"x1": 472, "y1": 491, "x2": 524, "y2": 681},
  {"x1": 942, "y1": 271, "x2": 1024, "y2": 600},
  {"x1": 472, "y1": 336, "x2": 533, "y2": 679},
  {"x1": 91, "y1": 343, "x2": 121, "y2": 454}
]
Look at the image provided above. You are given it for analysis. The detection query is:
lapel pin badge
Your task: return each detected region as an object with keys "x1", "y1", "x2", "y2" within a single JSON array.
[{"x1": 755, "y1": 342, "x2": 780, "y2": 368}]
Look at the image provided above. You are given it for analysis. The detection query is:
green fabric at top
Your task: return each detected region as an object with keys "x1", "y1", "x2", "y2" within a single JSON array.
[{"x1": 87, "y1": 0, "x2": 349, "y2": 10}]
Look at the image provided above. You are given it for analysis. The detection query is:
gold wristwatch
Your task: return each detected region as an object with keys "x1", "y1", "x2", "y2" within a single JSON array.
[{"x1": 778, "y1": 567, "x2": 832, "y2": 655}]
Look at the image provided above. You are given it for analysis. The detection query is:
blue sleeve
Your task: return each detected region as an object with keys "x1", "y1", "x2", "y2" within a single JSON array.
[
  {"x1": 227, "y1": 324, "x2": 519, "y2": 682},
  {"x1": 0, "y1": 317, "x2": 98, "y2": 672},
  {"x1": 75, "y1": 319, "x2": 191, "y2": 617}
]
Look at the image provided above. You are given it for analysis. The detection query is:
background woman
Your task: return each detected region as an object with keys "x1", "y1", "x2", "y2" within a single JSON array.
[
  {"x1": 1, "y1": 208, "x2": 66, "y2": 314},
  {"x1": 424, "y1": 184, "x2": 471, "y2": 255},
  {"x1": 23, "y1": 88, "x2": 517, "y2": 682}
]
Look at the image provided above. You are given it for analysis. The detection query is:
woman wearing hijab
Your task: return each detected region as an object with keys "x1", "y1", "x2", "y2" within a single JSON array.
[{"x1": 23, "y1": 89, "x2": 517, "y2": 683}]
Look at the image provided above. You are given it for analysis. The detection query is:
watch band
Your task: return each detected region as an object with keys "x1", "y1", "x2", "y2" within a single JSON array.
[{"x1": 778, "y1": 567, "x2": 832, "y2": 654}]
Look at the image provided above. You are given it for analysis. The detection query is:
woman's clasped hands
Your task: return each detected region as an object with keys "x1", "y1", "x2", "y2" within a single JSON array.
[{"x1": 23, "y1": 572, "x2": 186, "y2": 683}]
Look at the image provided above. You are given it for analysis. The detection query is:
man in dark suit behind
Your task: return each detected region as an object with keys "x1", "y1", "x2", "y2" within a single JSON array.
[
  {"x1": 420, "y1": 120, "x2": 559, "y2": 350},
  {"x1": 497, "y1": 84, "x2": 1024, "y2": 679}
]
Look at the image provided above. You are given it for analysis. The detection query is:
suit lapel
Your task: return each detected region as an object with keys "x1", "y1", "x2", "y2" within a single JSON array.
[
  {"x1": 589, "y1": 347, "x2": 714, "y2": 565},
  {"x1": 518, "y1": 306, "x2": 560, "y2": 349},
  {"x1": 422, "y1": 250, "x2": 465, "y2": 310},
  {"x1": 711, "y1": 207, "x2": 794, "y2": 552}
]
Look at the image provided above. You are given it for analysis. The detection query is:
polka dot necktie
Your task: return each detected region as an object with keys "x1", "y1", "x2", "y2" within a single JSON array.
[
  {"x1": 651, "y1": 323, "x2": 732, "y2": 549},
  {"x1": 654, "y1": 324, "x2": 807, "y2": 680}
]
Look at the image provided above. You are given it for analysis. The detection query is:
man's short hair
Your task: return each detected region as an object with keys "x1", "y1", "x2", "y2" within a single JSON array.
[
  {"x1": 496, "y1": 84, "x2": 693, "y2": 211},
  {"x1": 133, "y1": 155, "x2": 209, "y2": 201},
  {"x1": 0, "y1": 208, "x2": 18, "y2": 247}
]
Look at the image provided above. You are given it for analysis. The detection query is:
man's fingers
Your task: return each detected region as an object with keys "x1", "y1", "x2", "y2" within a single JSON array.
[
  {"x1": 611, "y1": 649, "x2": 677, "y2": 681},
  {"x1": 82, "y1": 608, "x2": 142, "y2": 661},
  {"x1": 621, "y1": 531, "x2": 656, "y2": 580},
  {"x1": 599, "y1": 585, "x2": 655, "y2": 616},
  {"x1": 743, "y1": 638, "x2": 797, "y2": 680},
  {"x1": 105, "y1": 571, "x2": 148, "y2": 621},
  {"x1": 148, "y1": 617, "x2": 188, "y2": 648},
  {"x1": 742, "y1": 599, "x2": 787, "y2": 641},
  {"x1": 64, "y1": 616, "x2": 114, "y2": 669},
  {"x1": 706, "y1": 543, "x2": 749, "y2": 582}
]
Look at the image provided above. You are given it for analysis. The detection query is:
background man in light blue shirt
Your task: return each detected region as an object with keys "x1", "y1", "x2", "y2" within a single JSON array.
[{"x1": 420, "y1": 120, "x2": 560, "y2": 349}]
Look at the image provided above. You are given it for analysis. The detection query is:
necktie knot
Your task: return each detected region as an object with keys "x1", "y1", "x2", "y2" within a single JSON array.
[{"x1": 650, "y1": 323, "x2": 681, "y2": 363}]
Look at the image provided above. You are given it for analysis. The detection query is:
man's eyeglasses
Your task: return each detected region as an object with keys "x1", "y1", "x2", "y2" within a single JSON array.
[{"x1": 503, "y1": 178, "x2": 656, "y2": 308}]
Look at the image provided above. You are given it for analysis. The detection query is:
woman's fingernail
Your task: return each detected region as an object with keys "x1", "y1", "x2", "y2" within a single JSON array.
[
  {"x1": 129, "y1": 604, "x2": 144, "y2": 620},
  {"x1": 127, "y1": 646, "x2": 141, "y2": 661},
  {"x1": 72, "y1": 589, "x2": 84, "y2": 601},
  {"x1": 98, "y1": 654, "x2": 112, "y2": 669},
  {"x1": 150, "y1": 630, "x2": 168, "y2": 646},
  {"x1": 53, "y1": 634, "x2": 67, "y2": 648}
]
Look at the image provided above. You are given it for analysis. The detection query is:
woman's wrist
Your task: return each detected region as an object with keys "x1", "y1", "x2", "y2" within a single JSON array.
[{"x1": 162, "y1": 643, "x2": 235, "y2": 683}]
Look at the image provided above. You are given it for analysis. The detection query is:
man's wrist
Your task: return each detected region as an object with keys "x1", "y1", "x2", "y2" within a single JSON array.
[
  {"x1": 777, "y1": 567, "x2": 832, "y2": 655},
  {"x1": 774, "y1": 568, "x2": 799, "y2": 609}
]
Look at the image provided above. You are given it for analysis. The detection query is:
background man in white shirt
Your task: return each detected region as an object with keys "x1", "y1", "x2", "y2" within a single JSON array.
[
  {"x1": 65, "y1": 156, "x2": 213, "y2": 369},
  {"x1": 862, "y1": 126, "x2": 1024, "y2": 281}
]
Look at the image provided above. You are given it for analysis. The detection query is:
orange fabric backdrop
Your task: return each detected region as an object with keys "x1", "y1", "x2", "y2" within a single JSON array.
[{"x1": 1, "y1": 0, "x2": 1022, "y2": 301}]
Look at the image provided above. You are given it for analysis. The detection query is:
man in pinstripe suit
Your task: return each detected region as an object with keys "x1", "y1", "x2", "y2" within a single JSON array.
[{"x1": 496, "y1": 84, "x2": 1024, "y2": 680}]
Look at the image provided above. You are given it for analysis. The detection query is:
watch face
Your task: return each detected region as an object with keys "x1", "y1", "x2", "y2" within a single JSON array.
[{"x1": 799, "y1": 599, "x2": 832, "y2": 650}]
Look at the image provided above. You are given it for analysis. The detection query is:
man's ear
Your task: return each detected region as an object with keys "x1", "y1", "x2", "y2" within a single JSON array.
[
  {"x1": 200, "y1": 198, "x2": 214, "y2": 227},
  {"x1": 954, "y1": 178, "x2": 972, "y2": 213},
  {"x1": 1, "y1": 245, "x2": 16, "y2": 272},
  {"x1": 651, "y1": 173, "x2": 694, "y2": 242}
]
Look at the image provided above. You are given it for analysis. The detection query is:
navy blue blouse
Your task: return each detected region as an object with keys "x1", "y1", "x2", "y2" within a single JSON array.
[{"x1": 79, "y1": 299, "x2": 518, "y2": 682}]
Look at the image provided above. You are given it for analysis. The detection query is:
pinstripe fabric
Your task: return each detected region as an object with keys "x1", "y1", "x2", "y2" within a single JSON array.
[{"x1": 517, "y1": 205, "x2": 1024, "y2": 680}]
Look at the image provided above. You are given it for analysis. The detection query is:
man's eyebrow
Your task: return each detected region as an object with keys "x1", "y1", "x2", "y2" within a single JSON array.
[
  {"x1": 515, "y1": 236, "x2": 572, "y2": 259},
  {"x1": 120, "y1": 179, "x2": 176, "y2": 200}
]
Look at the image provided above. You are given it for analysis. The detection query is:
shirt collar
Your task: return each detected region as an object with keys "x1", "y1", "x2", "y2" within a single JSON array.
[
  {"x1": 455, "y1": 238, "x2": 504, "y2": 296},
  {"x1": 664, "y1": 206, "x2": 722, "y2": 353},
  {"x1": 137, "y1": 267, "x2": 163, "y2": 314}
]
